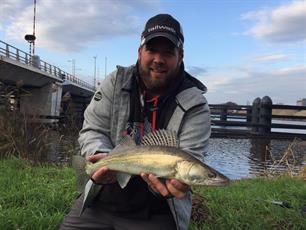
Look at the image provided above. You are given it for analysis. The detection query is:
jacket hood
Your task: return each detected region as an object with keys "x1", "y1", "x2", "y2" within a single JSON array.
[{"x1": 184, "y1": 70, "x2": 207, "y2": 93}]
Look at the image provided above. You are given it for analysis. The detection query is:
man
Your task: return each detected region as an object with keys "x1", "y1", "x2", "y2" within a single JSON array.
[{"x1": 61, "y1": 14, "x2": 211, "y2": 230}]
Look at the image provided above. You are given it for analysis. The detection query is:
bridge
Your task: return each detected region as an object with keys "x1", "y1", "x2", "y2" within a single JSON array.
[
  {"x1": 1, "y1": 40, "x2": 305, "y2": 139},
  {"x1": 0, "y1": 40, "x2": 95, "y2": 121}
]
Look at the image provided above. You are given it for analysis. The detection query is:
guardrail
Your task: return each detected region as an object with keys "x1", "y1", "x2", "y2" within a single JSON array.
[
  {"x1": 210, "y1": 98, "x2": 306, "y2": 139},
  {"x1": 0, "y1": 40, "x2": 95, "y2": 91}
]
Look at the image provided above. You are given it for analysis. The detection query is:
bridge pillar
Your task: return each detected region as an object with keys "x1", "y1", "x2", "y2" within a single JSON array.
[{"x1": 20, "y1": 82, "x2": 63, "y2": 122}]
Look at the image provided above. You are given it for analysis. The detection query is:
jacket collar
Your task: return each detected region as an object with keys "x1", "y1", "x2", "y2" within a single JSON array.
[{"x1": 119, "y1": 65, "x2": 136, "y2": 92}]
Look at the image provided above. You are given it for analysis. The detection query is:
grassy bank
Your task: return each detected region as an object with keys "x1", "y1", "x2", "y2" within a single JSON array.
[
  {"x1": 1, "y1": 158, "x2": 305, "y2": 230},
  {"x1": 190, "y1": 176, "x2": 306, "y2": 229},
  {"x1": 0, "y1": 158, "x2": 77, "y2": 230}
]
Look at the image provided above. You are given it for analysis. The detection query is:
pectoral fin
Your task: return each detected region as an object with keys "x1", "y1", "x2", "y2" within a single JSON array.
[{"x1": 116, "y1": 172, "x2": 132, "y2": 188}]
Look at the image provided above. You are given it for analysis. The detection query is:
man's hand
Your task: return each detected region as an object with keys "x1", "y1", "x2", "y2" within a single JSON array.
[
  {"x1": 140, "y1": 173, "x2": 190, "y2": 199},
  {"x1": 87, "y1": 153, "x2": 117, "y2": 185}
]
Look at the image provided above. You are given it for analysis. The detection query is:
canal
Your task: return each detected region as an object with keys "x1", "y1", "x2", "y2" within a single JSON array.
[{"x1": 206, "y1": 137, "x2": 306, "y2": 180}]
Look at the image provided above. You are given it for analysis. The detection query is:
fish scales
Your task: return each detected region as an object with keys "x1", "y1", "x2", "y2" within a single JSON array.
[{"x1": 87, "y1": 147, "x2": 184, "y2": 177}]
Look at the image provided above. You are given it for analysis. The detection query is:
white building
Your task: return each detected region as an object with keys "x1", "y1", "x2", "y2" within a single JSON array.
[{"x1": 297, "y1": 98, "x2": 306, "y2": 106}]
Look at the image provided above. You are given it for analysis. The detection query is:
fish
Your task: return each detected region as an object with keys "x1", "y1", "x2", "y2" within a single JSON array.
[{"x1": 73, "y1": 130, "x2": 230, "y2": 189}]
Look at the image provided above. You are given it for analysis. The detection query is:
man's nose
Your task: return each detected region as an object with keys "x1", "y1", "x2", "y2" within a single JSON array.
[{"x1": 153, "y1": 53, "x2": 165, "y2": 64}]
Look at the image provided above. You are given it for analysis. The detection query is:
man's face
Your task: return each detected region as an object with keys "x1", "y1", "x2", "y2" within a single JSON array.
[{"x1": 138, "y1": 37, "x2": 183, "y2": 95}]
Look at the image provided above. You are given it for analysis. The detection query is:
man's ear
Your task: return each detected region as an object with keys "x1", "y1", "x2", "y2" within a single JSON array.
[
  {"x1": 179, "y1": 49, "x2": 184, "y2": 64},
  {"x1": 138, "y1": 46, "x2": 142, "y2": 61}
]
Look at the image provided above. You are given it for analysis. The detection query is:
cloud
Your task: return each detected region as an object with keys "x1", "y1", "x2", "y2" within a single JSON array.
[
  {"x1": 242, "y1": 0, "x2": 306, "y2": 42},
  {"x1": 185, "y1": 65, "x2": 207, "y2": 76},
  {"x1": 0, "y1": 0, "x2": 26, "y2": 29},
  {"x1": 198, "y1": 64, "x2": 306, "y2": 105},
  {"x1": 0, "y1": 0, "x2": 25, "y2": 19},
  {"x1": 271, "y1": 65, "x2": 306, "y2": 77},
  {"x1": 196, "y1": 68, "x2": 237, "y2": 93},
  {"x1": 3, "y1": 0, "x2": 159, "y2": 52},
  {"x1": 253, "y1": 54, "x2": 289, "y2": 62}
]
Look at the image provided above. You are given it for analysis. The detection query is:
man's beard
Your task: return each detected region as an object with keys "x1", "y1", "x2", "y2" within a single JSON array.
[{"x1": 138, "y1": 62, "x2": 180, "y2": 95}]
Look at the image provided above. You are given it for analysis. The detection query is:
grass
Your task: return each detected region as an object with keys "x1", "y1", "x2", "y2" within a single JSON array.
[
  {"x1": 0, "y1": 158, "x2": 77, "y2": 230},
  {"x1": 190, "y1": 176, "x2": 306, "y2": 230},
  {"x1": 1, "y1": 158, "x2": 305, "y2": 230}
]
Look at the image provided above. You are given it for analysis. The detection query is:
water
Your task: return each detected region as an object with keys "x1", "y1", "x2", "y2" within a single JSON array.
[
  {"x1": 206, "y1": 138, "x2": 306, "y2": 180},
  {"x1": 46, "y1": 132, "x2": 306, "y2": 180}
]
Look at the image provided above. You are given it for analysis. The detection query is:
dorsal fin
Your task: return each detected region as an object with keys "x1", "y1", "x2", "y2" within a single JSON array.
[
  {"x1": 111, "y1": 135, "x2": 136, "y2": 155},
  {"x1": 140, "y1": 129, "x2": 179, "y2": 147}
]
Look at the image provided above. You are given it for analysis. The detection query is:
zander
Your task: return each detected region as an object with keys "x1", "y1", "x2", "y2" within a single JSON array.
[{"x1": 73, "y1": 130, "x2": 230, "y2": 188}]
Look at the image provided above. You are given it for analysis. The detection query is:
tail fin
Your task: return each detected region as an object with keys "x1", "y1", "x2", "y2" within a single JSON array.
[
  {"x1": 72, "y1": 155, "x2": 86, "y2": 172},
  {"x1": 72, "y1": 155, "x2": 89, "y2": 194}
]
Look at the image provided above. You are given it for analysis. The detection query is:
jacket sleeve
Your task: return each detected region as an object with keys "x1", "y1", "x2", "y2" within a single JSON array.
[
  {"x1": 168, "y1": 87, "x2": 211, "y2": 161},
  {"x1": 179, "y1": 101, "x2": 211, "y2": 161},
  {"x1": 78, "y1": 70, "x2": 117, "y2": 157}
]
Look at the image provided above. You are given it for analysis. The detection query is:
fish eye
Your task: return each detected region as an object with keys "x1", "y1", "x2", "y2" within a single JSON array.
[{"x1": 208, "y1": 172, "x2": 216, "y2": 178}]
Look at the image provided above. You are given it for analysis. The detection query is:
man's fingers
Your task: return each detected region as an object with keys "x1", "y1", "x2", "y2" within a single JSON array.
[
  {"x1": 169, "y1": 179, "x2": 190, "y2": 192},
  {"x1": 91, "y1": 166, "x2": 118, "y2": 185},
  {"x1": 148, "y1": 174, "x2": 169, "y2": 196},
  {"x1": 140, "y1": 173, "x2": 150, "y2": 184},
  {"x1": 86, "y1": 153, "x2": 108, "y2": 163},
  {"x1": 166, "y1": 180, "x2": 188, "y2": 199},
  {"x1": 91, "y1": 166, "x2": 108, "y2": 181},
  {"x1": 141, "y1": 173, "x2": 170, "y2": 197}
]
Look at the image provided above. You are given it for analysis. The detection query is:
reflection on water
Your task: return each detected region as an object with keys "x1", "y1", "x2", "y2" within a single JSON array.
[{"x1": 206, "y1": 138, "x2": 306, "y2": 180}]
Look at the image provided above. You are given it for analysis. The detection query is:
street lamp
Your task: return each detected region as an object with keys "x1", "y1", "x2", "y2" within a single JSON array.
[
  {"x1": 24, "y1": 0, "x2": 37, "y2": 56},
  {"x1": 93, "y1": 56, "x2": 97, "y2": 88},
  {"x1": 104, "y1": 57, "x2": 107, "y2": 78},
  {"x1": 68, "y1": 59, "x2": 75, "y2": 76},
  {"x1": 24, "y1": 34, "x2": 36, "y2": 55}
]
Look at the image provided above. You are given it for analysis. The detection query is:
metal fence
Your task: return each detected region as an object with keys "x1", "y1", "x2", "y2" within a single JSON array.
[{"x1": 0, "y1": 40, "x2": 95, "y2": 91}]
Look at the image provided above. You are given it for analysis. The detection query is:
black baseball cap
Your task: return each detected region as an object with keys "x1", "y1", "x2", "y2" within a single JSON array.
[{"x1": 141, "y1": 14, "x2": 184, "y2": 48}]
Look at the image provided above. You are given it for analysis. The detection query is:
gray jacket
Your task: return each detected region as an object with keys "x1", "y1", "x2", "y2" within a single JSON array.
[{"x1": 78, "y1": 65, "x2": 211, "y2": 230}]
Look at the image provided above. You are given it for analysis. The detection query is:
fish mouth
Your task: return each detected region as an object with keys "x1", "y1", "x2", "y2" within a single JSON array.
[{"x1": 206, "y1": 176, "x2": 230, "y2": 186}]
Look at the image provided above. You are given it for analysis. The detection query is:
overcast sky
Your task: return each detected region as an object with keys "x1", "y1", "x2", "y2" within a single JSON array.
[{"x1": 1, "y1": 0, "x2": 305, "y2": 105}]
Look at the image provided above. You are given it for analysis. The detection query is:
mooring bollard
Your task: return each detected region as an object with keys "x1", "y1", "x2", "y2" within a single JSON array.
[
  {"x1": 246, "y1": 106, "x2": 252, "y2": 123},
  {"x1": 259, "y1": 96, "x2": 272, "y2": 135},
  {"x1": 251, "y1": 97, "x2": 261, "y2": 133}
]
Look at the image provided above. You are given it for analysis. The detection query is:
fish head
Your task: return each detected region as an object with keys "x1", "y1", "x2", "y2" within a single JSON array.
[
  {"x1": 189, "y1": 163, "x2": 230, "y2": 186},
  {"x1": 177, "y1": 161, "x2": 230, "y2": 186}
]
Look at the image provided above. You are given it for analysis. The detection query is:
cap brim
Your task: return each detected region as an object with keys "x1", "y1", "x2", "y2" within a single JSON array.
[{"x1": 142, "y1": 32, "x2": 181, "y2": 47}]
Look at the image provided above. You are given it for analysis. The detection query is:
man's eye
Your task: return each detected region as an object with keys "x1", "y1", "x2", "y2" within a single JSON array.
[
  {"x1": 146, "y1": 47, "x2": 155, "y2": 52},
  {"x1": 166, "y1": 51, "x2": 174, "y2": 55}
]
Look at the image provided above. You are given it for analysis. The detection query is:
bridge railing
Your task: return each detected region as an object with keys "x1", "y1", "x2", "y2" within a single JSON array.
[{"x1": 0, "y1": 40, "x2": 95, "y2": 91}]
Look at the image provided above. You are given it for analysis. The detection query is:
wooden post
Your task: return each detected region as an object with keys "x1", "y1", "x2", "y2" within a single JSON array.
[
  {"x1": 259, "y1": 96, "x2": 272, "y2": 134},
  {"x1": 251, "y1": 97, "x2": 261, "y2": 133},
  {"x1": 246, "y1": 106, "x2": 252, "y2": 123},
  {"x1": 220, "y1": 106, "x2": 228, "y2": 122}
]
